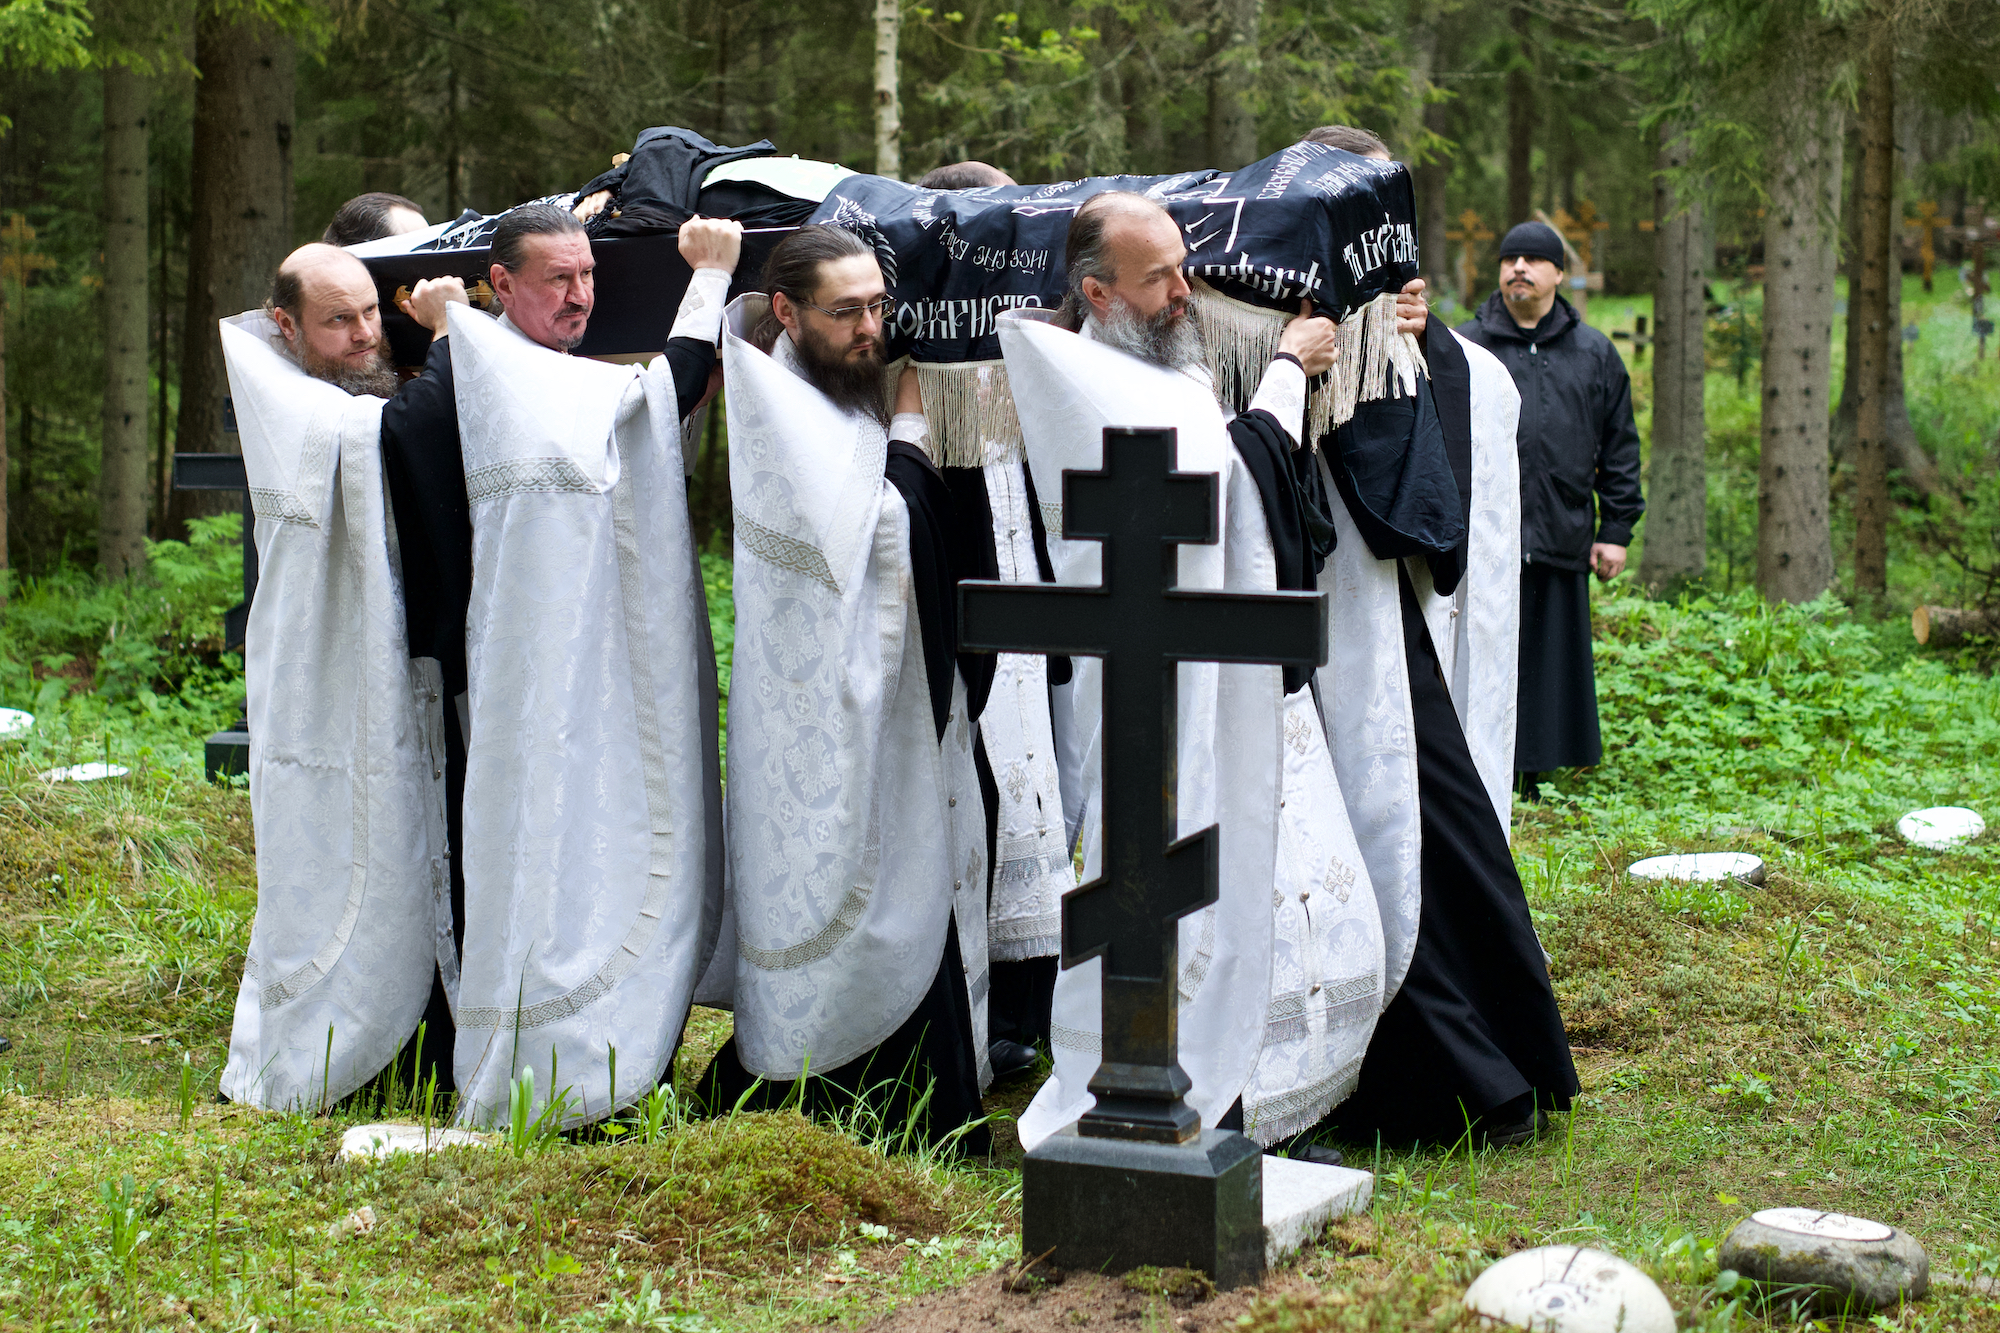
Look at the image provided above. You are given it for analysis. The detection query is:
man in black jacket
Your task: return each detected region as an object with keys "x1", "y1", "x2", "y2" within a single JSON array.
[{"x1": 1457, "y1": 221, "x2": 1643, "y2": 794}]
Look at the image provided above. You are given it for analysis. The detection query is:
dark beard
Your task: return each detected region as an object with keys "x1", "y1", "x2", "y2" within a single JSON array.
[
  {"x1": 793, "y1": 321, "x2": 889, "y2": 426},
  {"x1": 1094, "y1": 295, "x2": 1202, "y2": 371},
  {"x1": 295, "y1": 339, "x2": 399, "y2": 398}
]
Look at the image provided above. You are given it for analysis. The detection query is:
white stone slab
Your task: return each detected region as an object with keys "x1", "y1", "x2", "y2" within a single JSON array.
[
  {"x1": 1627, "y1": 852, "x2": 1766, "y2": 885},
  {"x1": 40, "y1": 762, "x2": 130, "y2": 783},
  {"x1": 1262, "y1": 1156, "x2": 1372, "y2": 1265},
  {"x1": 0, "y1": 709, "x2": 32, "y2": 740},
  {"x1": 1751, "y1": 1207, "x2": 1893, "y2": 1242},
  {"x1": 1896, "y1": 806, "x2": 1983, "y2": 849},
  {"x1": 337, "y1": 1122, "x2": 494, "y2": 1162},
  {"x1": 1465, "y1": 1246, "x2": 1675, "y2": 1333}
]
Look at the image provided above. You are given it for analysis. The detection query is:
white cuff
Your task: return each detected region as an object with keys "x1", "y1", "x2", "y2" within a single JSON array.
[
  {"x1": 1248, "y1": 357, "x2": 1308, "y2": 445},
  {"x1": 888, "y1": 412, "x2": 930, "y2": 448},
  {"x1": 667, "y1": 267, "x2": 731, "y2": 345}
]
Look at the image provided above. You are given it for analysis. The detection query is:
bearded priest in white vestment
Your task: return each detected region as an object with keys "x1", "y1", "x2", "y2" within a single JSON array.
[
  {"x1": 697, "y1": 225, "x2": 994, "y2": 1154},
  {"x1": 220, "y1": 245, "x2": 452, "y2": 1110},
  {"x1": 442, "y1": 276, "x2": 726, "y2": 1128},
  {"x1": 1008, "y1": 193, "x2": 1388, "y2": 1157}
]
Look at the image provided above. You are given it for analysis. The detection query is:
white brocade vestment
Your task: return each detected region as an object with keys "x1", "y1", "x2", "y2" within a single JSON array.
[
  {"x1": 446, "y1": 304, "x2": 724, "y2": 1127},
  {"x1": 1316, "y1": 327, "x2": 1522, "y2": 1006},
  {"x1": 1000, "y1": 309, "x2": 1285, "y2": 1149},
  {"x1": 718, "y1": 296, "x2": 990, "y2": 1085},
  {"x1": 219, "y1": 310, "x2": 451, "y2": 1111}
]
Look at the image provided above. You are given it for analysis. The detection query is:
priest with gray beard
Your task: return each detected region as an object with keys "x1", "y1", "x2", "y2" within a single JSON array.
[{"x1": 698, "y1": 224, "x2": 994, "y2": 1154}]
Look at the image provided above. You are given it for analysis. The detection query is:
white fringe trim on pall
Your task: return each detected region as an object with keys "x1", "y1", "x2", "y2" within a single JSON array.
[
  {"x1": 1187, "y1": 279, "x2": 1428, "y2": 444},
  {"x1": 916, "y1": 359, "x2": 1025, "y2": 468}
]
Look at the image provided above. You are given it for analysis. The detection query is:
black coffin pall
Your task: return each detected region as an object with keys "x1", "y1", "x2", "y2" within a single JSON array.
[{"x1": 958, "y1": 427, "x2": 1328, "y2": 1284}]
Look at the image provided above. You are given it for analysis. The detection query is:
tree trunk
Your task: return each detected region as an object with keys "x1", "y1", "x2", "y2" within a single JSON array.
[
  {"x1": 1850, "y1": 20, "x2": 1895, "y2": 598},
  {"x1": 101, "y1": 63, "x2": 151, "y2": 580},
  {"x1": 1756, "y1": 78, "x2": 1843, "y2": 604},
  {"x1": 1205, "y1": 0, "x2": 1260, "y2": 167},
  {"x1": 1641, "y1": 125, "x2": 1707, "y2": 593},
  {"x1": 1, "y1": 256, "x2": 8, "y2": 600},
  {"x1": 167, "y1": 9, "x2": 294, "y2": 539},
  {"x1": 1911, "y1": 605, "x2": 2000, "y2": 647},
  {"x1": 1410, "y1": 1, "x2": 1452, "y2": 293},
  {"x1": 1505, "y1": 4, "x2": 1534, "y2": 226},
  {"x1": 873, "y1": 0, "x2": 900, "y2": 179}
]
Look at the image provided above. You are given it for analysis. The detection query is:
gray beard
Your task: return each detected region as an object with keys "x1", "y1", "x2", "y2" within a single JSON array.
[
  {"x1": 1093, "y1": 296, "x2": 1203, "y2": 372},
  {"x1": 290, "y1": 338, "x2": 399, "y2": 398}
]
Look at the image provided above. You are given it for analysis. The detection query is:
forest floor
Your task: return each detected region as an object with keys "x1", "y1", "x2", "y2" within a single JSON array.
[{"x1": 1, "y1": 586, "x2": 1998, "y2": 1330}]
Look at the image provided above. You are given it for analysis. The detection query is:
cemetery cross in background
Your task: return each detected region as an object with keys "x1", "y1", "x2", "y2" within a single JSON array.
[{"x1": 958, "y1": 425, "x2": 1326, "y2": 1284}]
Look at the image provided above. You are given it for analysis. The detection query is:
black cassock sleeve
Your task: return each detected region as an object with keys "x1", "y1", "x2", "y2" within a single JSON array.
[
  {"x1": 379, "y1": 331, "x2": 717, "y2": 697},
  {"x1": 1229, "y1": 406, "x2": 1320, "y2": 695},
  {"x1": 887, "y1": 441, "x2": 994, "y2": 740}
]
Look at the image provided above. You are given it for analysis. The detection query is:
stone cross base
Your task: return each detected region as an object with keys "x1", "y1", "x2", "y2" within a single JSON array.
[{"x1": 1023, "y1": 1128, "x2": 1266, "y2": 1287}]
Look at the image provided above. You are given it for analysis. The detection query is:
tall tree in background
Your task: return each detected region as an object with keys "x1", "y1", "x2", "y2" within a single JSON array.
[
  {"x1": 1849, "y1": 11, "x2": 1896, "y2": 598},
  {"x1": 874, "y1": 0, "x2": 901, "y2": 178},
  {"x1": 1409, "y1": 0, "x2": 1453, "y2": 291},
  {"x1": 1505, "y1": 3, "x2": 1534, "y2": 224},
  {"x1": 1640, "y1": 123, "x2": 1707, "y2": 592},
  {"x1": 167, "y1": 4, "x2": 295, "y2": 538},
  {"x1": 1756, "y1": 54, "x2": 1843, "y2": 604},
  {"x1": 100, "y1": 48, "x2": 151, "y2": 578},
  {"x1": 1207, "y1": 0, "x2": 1260, "y2": 165},
  {"x1": 0, "y1": 0, "x2": 92, "y2": 599}
]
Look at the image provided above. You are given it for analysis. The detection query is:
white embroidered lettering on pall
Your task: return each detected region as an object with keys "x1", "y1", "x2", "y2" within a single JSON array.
[
  {"x1": 1627, "y1": 852, "x2": 1767, "y2": 886},
  {"x1": 0, "y1": 709, "x2": 32, "y2": 739},
  {"x1": 1463, "y1": 1247, "x2": 1675, "y2": 1333},
  {"x1": 1896, "y1": 806, "x2": 1984, "y2": 848}
]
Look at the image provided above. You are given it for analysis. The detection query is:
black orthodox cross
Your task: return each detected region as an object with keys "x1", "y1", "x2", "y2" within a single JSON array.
[{"x1": 958, "y1": 427, "x2": 1326, "y2": 1144}]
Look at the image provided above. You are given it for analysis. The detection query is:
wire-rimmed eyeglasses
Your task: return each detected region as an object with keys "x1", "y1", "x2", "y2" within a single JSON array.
[{"x1": 796, "y1": 295, "x2": 896, "y2": 324}]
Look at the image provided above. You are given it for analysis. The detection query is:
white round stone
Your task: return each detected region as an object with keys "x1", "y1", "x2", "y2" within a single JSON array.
[
  {"x1": 1895, "y1": 806, "x2": 1984, "y2": 849},
  {"x1": 336, "y1": 1122, "x2": 494, "y2": 1161},
  {"x1": 1627, "y1": 852, "x2": 1766, "y2": 886},
  {"x1": 1750, "y1": 1208, "x2": 1894, "y2": 1242},
  {"x1": 40, "y1": 762, "x2": 131, "y2": 783},
  {"x1": 1464, "y1": 1246, "x2": 1676, "y2": 1333},
  {"x1": 0, "y1": 708, "x2": 32, "y2": 739}
]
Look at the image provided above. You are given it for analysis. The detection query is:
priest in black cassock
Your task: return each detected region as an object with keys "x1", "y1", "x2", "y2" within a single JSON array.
[
  {"x1": 698, "y1": 225, "x2": 995, "y2": 1153},
  {"x1": 376, "y1": 203, "x2": 744, "y2": 1094}
]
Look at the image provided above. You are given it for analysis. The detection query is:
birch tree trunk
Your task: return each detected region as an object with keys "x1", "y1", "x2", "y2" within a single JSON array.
[
  {"x1": 101, "y1": 63, "x2": 151, "y2": 580},
  {"x1": 166, "y1": 9, "x2": 294, "y2": 539},
  {"x1": 1640, "y1": 125, "x2": 1707, "y2": 593},
  {"x1": 1850, "y1": 20, "x2": 1895, "y2": 598},
  {"x1": 1206, "y1": 0, "x2": 1260, "y2": 168},
  {"x1": 1756, "y1": 77, "x2": 1843, "y2": 604},
  {"x1": 873, "y1": 0, "x2": 901, "y2": 180}
]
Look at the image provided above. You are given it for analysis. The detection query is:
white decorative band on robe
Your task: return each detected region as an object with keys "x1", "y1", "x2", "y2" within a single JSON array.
[
  {"x1": 219, "y1": 310, "x2": 450, "y2": 1112},
  {"x1": 719, "y1": 295, "x2": 989, "y2": 1087},
  {"x1": 999, "y1": 308, "x2": 1281, "y2": 1150},
  {"x1": 446, "y1": 303, "x2": 724, "y2": 1127}
]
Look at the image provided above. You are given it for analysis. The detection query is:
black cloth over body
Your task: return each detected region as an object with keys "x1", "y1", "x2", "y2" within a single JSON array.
[
  {"x1": 576, "y1": 127, "x2": 777, "y2": 239},
  {"x1": 698, "y1": 441, "x2": 993, "y2": 1153},
  {"x1": 1325, "y1": 571, "x2": 1577, "y2": 1144},
  {"x1": 375, "y1": 327, "x2": 717, "y2": 1091},
  {"x1": 1514, "y1": 563, "x2": 1601, "y2": 771},
  {"x1": 1455, "y1": 294, "x2": 1644, "y2": 569}
]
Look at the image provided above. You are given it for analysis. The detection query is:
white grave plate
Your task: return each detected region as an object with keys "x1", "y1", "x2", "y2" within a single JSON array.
[
  {"x1": 337, "y1": 1122, "x2": 494, "y2": 1162},
  {"x1": 1464, "y1": 1246, "x2": 1675, "y2": 1333},
  {"x1": 0, "y1": 708, "x2": 32, "y2": 739},
  {"x1": 1627, "y1": 852, "x2": 1766, "y2": 885},
  {"x1": 1262, "y1": 1156, "x2": 1372, "y2": 1265},
  {"x1": 1895, "y1": 806, "x2": 1983, "y2": 849},
  {"x1": 41, "y1": 762, "x2": 130, "y2": 783},
  {"x1": 1750, "y1": 1207, "x2": 1894, "y2": 1243}
]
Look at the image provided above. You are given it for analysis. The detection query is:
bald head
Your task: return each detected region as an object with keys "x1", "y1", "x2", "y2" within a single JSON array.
[
  {"x1": 269, "y1": 243, "x2": 396, "y2": 396},
  {"x1": 916, "y1": 160, "x2": 1016, "y2": 190},
  {"x1": 1057, "y1": 191, "x2": 1197, "y2": 365}
]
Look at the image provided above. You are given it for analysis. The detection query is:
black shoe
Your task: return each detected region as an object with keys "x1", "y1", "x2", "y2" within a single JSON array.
[
  {"x1": 1482, "y1": 1109, "x2": 1552, "y2": 1146},
  {"x1": 0, "y1": 1035, "x2": 9, "y2": 1054},
  {"x1": 1286, "y1": 1142, "x2": 1343, "y2": 1167},
  {"x1": 988, "y1": 1039, "x2": 1038, "y2": 1082}
]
